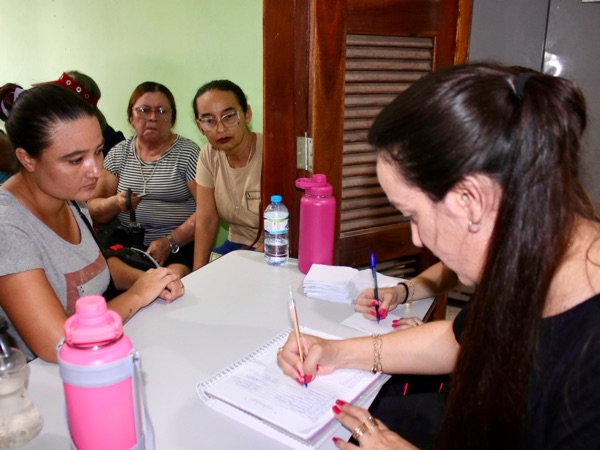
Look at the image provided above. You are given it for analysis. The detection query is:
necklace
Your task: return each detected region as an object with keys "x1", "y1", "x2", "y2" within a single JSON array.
[
  {"x1": 136, "y1": 158, "x2": 160, "y2": 195},
  {"x1": 226, "y1": 139, "x2": 254, "y2": 169},
  {"x1": 135, "y1": 137, "x2": 172, "y2": 194},
  {"x1": 224, "y1": 136, "x2": 255, "y2": 210}
]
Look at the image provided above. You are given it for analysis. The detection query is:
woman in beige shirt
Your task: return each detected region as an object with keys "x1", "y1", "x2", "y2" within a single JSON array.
[{"x1": 193, "y1": 80, "x2": 263, "y2": 270}]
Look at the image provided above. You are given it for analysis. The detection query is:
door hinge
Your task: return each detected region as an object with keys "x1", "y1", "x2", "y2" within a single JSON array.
[{"x1": 296, "y1": 134, "x2": 313, "y2": 171}]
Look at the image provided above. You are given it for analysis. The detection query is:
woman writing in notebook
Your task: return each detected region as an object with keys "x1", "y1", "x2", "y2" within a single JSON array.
[
  {"x1": 0, "y1": 85, "x2": 184, "y2": 363},
  {"x1": 278, "y1": 63, "x2": 600, "y2": 448}
]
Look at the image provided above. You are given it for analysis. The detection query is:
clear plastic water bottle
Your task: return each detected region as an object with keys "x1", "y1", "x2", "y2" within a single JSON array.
[{"x1": 264, "y1": 195, "x2": 289, "y2": 266}]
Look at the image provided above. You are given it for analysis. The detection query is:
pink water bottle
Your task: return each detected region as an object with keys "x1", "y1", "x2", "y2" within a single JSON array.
[
  {"x1": 57, "y1": 295, "x2": 153, "y2": 450},
  {"x1": 295, "y1": 174, "x2": 336, "y2": 274}
]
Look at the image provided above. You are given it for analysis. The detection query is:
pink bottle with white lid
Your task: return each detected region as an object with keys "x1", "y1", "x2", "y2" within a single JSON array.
[
  {"x1": 295, "y1": 174, "x2": 336, "y2": 274},
  {"x1": 57, "y1": 295, "x2": 154, "y2": 450}
]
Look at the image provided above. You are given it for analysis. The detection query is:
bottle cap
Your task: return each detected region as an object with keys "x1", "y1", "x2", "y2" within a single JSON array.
[
  {"x1": 295, "y1": 173, "x2": 333, "y2": 196},
  {"x1": 63, "y1": 295, "x2": 123, "y2": 347},
  {"x1": 271, "y1": 195, "x2": 282, "y2": 203}
]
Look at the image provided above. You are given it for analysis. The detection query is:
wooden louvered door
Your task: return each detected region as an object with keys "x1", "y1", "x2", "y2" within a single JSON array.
[
  {"x1": 263, "y1": 0, "x2": 471, "y2": 277},
  {"x1": 342, "y1": 34, "x2": 439, "y2": 275}
]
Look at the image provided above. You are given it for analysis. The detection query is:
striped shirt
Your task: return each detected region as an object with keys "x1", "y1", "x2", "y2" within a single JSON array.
[{"x1": 104, "y1": 135, "x2": 200, "y2": 245}]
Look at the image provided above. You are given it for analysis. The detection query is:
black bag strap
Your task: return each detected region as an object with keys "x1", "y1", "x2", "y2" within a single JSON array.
[{"x1": 70, "y1": 201, "x2": 118, "y2": 297}]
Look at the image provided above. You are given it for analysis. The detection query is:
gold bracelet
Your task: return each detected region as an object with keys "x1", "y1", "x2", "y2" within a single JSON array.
[
  {"x1": 406, "y1": 279, "x2": 416, "y2": 309},
  {"x1": 370, "y1": 334, "x2": 383, "y2": 374}
]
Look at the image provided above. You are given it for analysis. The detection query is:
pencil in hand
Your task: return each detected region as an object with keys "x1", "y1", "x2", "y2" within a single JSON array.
[{"x1": 289, "y1": 286, "x2": 308, "y2": 387}]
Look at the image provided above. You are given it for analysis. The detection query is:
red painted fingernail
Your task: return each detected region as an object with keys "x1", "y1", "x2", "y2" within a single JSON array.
[
  {"x1": 371, "y1": 300, "x2": 379, "y2": 306},
  {"x1": 332, "y1": 405, "x2": 342, "y2": 414},
  {"x1": 333, "y1": 437, "x2": 339, "y2": 443},
  {"x1": 380, "y1": 308, "x2": 387, "y2": 317},
  {"x1": 304, "y1": 375, "x2": 313, "y2": 383},
  {"x1": 370, "y1": 310, "x2": 376, "y2": 317},
  {"x1": 392, "y1": 323, "x2": 398, "y2": 328},
  {"x1": 316, "y1": 364, "x2": 320, "y2": 372},
  {"x1": 296, "y1": 370, "x2": 303, "y2": 377},
  {"x1": 296, "y1": 377, "x2": 304, "y2": 386},
  {"x1": 335, "y1": 399, "x2": 346, "y2": 406}
]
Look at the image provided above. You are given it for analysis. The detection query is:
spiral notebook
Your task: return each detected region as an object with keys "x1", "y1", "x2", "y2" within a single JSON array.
[{"x1": 196, "y1": 327, "x2": 389, "y2": 449}]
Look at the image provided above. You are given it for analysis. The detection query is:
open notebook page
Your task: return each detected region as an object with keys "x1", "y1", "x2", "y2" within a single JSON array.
[{"x1": 197, "y1": 327, "x2": 389, "y2": 448}]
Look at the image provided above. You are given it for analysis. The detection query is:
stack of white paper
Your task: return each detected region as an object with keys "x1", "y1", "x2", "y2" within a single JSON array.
[{"x1": 303, "y1": 264, "x2": 402, "y2": 304}]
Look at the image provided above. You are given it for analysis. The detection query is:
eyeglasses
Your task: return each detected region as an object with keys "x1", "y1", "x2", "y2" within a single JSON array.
[
  {"x1": 132, "y1": 106, "x2": 172, "y2": 120},
  {"x1": 196, "y1": 109, "x2": 241, "y2": 131}
]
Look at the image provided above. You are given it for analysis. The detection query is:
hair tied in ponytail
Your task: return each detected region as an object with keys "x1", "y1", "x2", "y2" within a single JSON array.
[{"x1": 514, "y1": 72, "x2": 534, "y2": 100}]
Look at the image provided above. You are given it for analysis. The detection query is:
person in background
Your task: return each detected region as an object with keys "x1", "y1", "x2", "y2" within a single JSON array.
[
  {"x1": 355, "y1": 261, "x2": 458, "y2": 328},
  {"x1": 192, "y1": 79, "x2": 263, "y2": 270},
  {"x1": 35, "y1": 71, "x2": 125, "y2": 155},
  {"x1": 1, "y1": 84, "x2": 24, "y2": 184},
  {"x1": 88, "y1": 82, "x2": 199, "y2": 277},
  {"x1": 0, "y1": 85, "x2": 184, "y2": 363},
  {"x1": 0, "y1": 130, "x2": 17, "y2": 184},
  {"x1": 278, "y1": 63, "x2": 600, "y2": 449},
  {"x1": 352, "y1": 261, "x2": 459, "y2": 448}
]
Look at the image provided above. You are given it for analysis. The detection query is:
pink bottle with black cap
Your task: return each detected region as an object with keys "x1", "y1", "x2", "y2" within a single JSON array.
[
  {"x1": 295, "y1": 174, "x2": 336, "y2": 274},
  {"x1": 57, "y1": 295, "x2": 153, "y2": 450}
]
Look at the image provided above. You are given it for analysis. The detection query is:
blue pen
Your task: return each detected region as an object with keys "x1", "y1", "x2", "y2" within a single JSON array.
[{"x1": 370, "y1": 253, "x2": 380, "y2": 323}]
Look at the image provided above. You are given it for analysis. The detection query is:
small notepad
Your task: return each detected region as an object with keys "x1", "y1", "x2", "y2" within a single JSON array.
[
  {"x1": 303, "y1": 264, "x2": 402, "y2": 304},
  {"x1": 197, "y1": 327, "x2": 389, "y2": 449}
]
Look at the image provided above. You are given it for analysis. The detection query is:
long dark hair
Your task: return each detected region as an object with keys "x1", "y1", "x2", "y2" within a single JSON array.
[
  {"x1": 6, "y1": 84, "x2": 97, "y2": 162},
  {"x1": 369, "y1": 62, "x2": 591, "y2": 448}
]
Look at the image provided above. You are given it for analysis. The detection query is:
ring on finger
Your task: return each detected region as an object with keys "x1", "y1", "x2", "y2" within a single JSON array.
[
  {"x1": 352, "y1": 425, "x2": 365, "y2": 441},
  {"x1": 277, "y1": 347, "x2": 284, "y2": 355},
  {"x1": 352, "y1": 416, "x2": 378, "y2": 440},
  {"x1": 361, "y1": 416, "x2": 378, "y2": 431}
]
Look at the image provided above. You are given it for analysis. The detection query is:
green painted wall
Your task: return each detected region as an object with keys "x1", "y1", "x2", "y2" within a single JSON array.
[{"x1": 1, "y1": 0, "x2": 263, "y2": 244}]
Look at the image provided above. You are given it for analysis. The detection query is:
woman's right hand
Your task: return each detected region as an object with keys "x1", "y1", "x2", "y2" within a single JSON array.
[
  {"x1": 354, "y1": 286, "x2": 404, "y2": 321},
  {"x1": 128, "y1": 267, "x2": 184, "y2": 305},
  {"x1": 115, "y1": 190, "x2": 143, "y2": 212},
  {"x1": 277, "y1": 332, "x2": 339, "y2": 386}
]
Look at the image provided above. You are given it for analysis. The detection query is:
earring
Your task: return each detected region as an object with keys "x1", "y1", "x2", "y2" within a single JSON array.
[{"x1": 468, "y1": 220, "x2": 481, "y2": 233}]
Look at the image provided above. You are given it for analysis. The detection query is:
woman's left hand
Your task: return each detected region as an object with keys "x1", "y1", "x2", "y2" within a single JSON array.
[
  {"x1": 392, "y1": 317, "x2": 423, "y2": 331},
  {"x1": 146, "y1": 237, "x2": 172, "y2": 266},
  {"x1": 332, "y1": 401, "x2": 418, "y2": 449},
  {"x1": 162, "y1": 277, "x2": 185, "y2": 302}
]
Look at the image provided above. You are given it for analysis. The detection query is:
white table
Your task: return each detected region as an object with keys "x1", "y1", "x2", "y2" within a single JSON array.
[{"x1": 23, "y1": 251, "x2": 435, "y2": 449}]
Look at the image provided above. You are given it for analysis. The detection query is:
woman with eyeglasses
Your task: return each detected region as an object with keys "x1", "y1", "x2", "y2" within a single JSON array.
[
  {"x1": 192, "y1": 80, "x2": 263, "y2": 270},
  {"x1": 88, "y1": 82, "x2": 200, "y2": 277}
]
